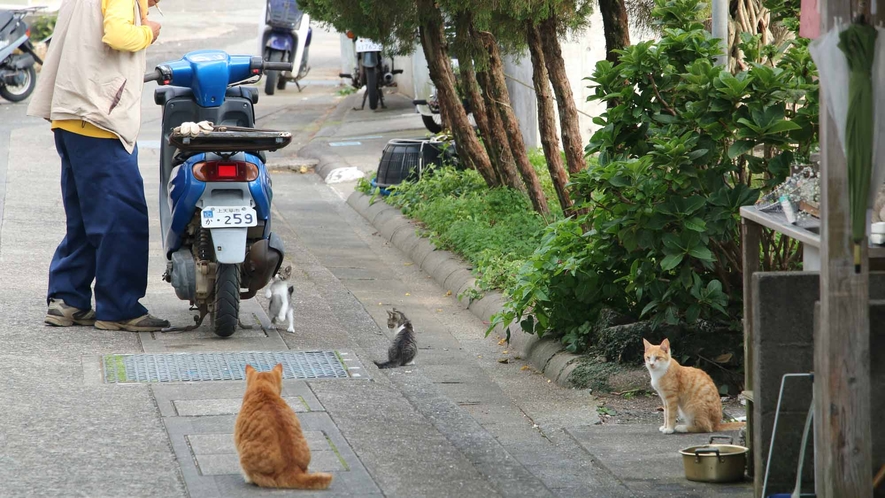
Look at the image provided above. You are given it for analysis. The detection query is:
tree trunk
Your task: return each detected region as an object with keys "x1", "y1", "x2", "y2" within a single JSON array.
[
  {"x1": 479, "y1": 31, "x2": 550, "y2": 216},
  {"x1": 458, "y1": 58, "x2": 501, "y2": 187},
  {"x1": 597, "y1": 0, "x2": 631, "y2": 64},
  {"x1": 476, "y1": 69, "x2": 524, "y2": 191},
  {"x1": 526, "y1": 23, "x2": 573, "y2": 215},
  {"x1": 416, "y1": 0, "x2": 494, "y2": 184},
  {"x1": 452, "y1": 13, "x2": 500, "y2": 187},
  {"x1": 539, "y1": 15, "x2": 587, "y2": 175}
]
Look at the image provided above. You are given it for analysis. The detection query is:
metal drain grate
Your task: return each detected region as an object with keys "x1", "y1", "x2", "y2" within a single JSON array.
[{"x1": 102, "y1": 351, "x2": 349, "y2": 384}]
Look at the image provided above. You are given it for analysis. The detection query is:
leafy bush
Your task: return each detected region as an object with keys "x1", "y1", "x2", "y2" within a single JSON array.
[
  {"x1": 384, "y1": 167, "x2": 550, "y2": 291},
  {"x1": 29, "y1": 15, "x2": 56, "y2": 41},
  {"x1": 491, "y1": 0, "x2": 817, "y2": 353}
]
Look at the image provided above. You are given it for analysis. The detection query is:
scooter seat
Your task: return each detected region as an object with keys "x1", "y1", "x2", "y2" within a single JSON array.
[{"x1": 169, "y1": 126, "x2": 292, "y2": 153}]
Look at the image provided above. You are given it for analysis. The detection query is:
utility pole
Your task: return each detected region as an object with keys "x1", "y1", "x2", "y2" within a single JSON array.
[{"x1": 711, "y1": 0, "x2": 729, "y2": 66}]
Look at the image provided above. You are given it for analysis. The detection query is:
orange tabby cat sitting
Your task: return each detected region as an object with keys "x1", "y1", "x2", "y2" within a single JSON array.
[
  {"x1": 643, "y1": 339, "x2": 745, "y2": 434},
  {"x1": 234, "y1": 364, "x2": 333, "y2": 489}
]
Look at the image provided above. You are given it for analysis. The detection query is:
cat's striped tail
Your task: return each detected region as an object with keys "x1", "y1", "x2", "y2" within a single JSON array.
[
  {"x1": 373, "y1": 359, "x2": 397, "y2": 369},
  {"x1": 715, "y1": 421, "x2": 746, "y2": 431},
  {"x1": 288, "y1": 470, "x2": 333, "y2": 490}
]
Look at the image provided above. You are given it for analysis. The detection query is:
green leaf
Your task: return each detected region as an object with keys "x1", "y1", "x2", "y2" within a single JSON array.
[
  {"x1": 688, "y1": 245, "x2": 715, "y2": 261},
  {"x1": 765, "y1": 120, "x2": 803, "y2": 134},
  {"x1": 609, "y1": 175, "x2": 630, "y2": 187},
  {"x1": 662, "y1": 232, "x2": 683, "y2": 251},
  {"x1": 684, "y1": 217, "x2": 707, "y2": 232},
  {"x1": 653, "y1": 113, "x2": 679, "y2": 124},
  {"x1": 728, "y1": 140, "x2": 756, "y2": 159},
  {"x1": 661, "y1": 253, "x2": 684, "y2": 271},
  {"x1": 520, "y1": 317, "x2": 535, "y2": 334},
  {"x1": 683, "y1": 196, "x2": 707, "y2": 215}
]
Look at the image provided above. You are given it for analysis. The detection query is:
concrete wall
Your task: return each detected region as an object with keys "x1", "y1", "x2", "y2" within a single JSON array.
[
  {"x1": 503, "y1": 54, "x2": 539, "y2": 149},
  {"x1": 751, "y1": 272, "x2": 885, "y2": 497}
]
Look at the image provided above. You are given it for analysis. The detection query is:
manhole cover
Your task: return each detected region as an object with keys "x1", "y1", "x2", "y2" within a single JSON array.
[{"x1": 102, "y1": 351, "x2": 350, "y2": 384}]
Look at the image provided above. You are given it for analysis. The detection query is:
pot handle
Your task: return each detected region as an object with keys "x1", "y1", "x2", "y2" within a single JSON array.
[
  {"x1": 709, "y1": 435, "x2": 734, "y2": 445},
  {"x1": 694, "y1": 448, "x2": 724, "y2": 463}
]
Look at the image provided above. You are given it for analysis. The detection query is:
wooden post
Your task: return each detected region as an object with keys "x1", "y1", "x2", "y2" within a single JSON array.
[
  {"x1": 816, "y1": 0, "x2": 874, "y2": 496},
  {"x1": 741, "y1": 218, "x2": 761, "y2": 484}
]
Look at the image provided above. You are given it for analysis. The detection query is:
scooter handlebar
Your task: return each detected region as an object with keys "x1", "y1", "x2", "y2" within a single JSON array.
[
  {"x1": 262, "y1": 62, "x2": 294, "y2": 72},
  {"x1": 144, "y1": 69, "x2": 162, "y2": 83}
]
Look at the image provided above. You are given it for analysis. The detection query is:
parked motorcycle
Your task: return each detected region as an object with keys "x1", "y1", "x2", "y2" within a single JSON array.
[
  {"x1": 0, "y1": 7, "x2": 44, "y2": 102},
  {"x1": 261, "y1": 0, "x2": 311, "y2": 95},
  {"x1": 339, "y1": 32, "x2": 401, "y2": 110},
  {"x1": 144, "y1": 50, "x2": 293, "y2": 337},
  {"x1": 412, "y1": 58, "x2": 473, "y2": 134}
]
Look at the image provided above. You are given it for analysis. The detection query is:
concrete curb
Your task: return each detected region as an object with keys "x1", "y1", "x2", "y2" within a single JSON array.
[
  {"x1": 297, "y1": 94, "x2": 358, "y2": 180},
  {"x1": 346, "y1": 190, "x2": 582, "y2": 388}
]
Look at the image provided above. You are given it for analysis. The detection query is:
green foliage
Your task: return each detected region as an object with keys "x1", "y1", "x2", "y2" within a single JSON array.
[
  {"x1": 491, "y1": 0, "x2": 818, "y2": 353},
  {"x1": 336, "y1": 86, "x2": 357, "y2": 96},
  {"x1": 29, "y1": 14, "x2": 56, "y2": 41},
  {"x1": 299, "y1": 0, "x2": 418, "y2": 54},
  {"x1": 763, "y1": 0, "x2": 801, "y2": 34},
  {"x1": 384, "y1": 167, "x2": 549, "y2": 292}
]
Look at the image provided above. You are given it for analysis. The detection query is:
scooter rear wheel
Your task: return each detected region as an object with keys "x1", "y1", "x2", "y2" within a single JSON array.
[
  {"x1": 212, "y1": 263, "x2": 240, "y2": 337},
  {"x1": 0, "y1": 66, "x2": 36, "y2": 102}
]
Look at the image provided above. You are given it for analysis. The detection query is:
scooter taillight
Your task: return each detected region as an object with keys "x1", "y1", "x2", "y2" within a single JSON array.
[{"x1": 192, "y1": 161, "x2": 259, "y2": 182}]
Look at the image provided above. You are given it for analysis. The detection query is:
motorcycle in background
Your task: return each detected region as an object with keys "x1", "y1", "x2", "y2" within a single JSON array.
[
  {"x1": 339, "y1": 32, "x2": 401, "y2": 111},
  {"x1": 260, "y1": 0, "x2": 311, "y2": 95},
  {"x1": 144, "y1": 51, "x2": 293, "y2": 336},
  {"x1": 412, "y1": 58, "x2": 474, "y2": 134},
  {"x1": 0, "y1": 7, "x2": 44, "y2": 102}
]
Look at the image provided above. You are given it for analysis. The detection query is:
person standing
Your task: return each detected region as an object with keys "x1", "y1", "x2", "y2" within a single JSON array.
[{"x1": 27, "y1": 0, "x2": 170, "y2": 331}]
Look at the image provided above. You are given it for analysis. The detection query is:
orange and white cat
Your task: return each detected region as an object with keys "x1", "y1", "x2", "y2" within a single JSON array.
[
  {"x1": 234, "y1": 364, "x2": 333, "y2": 489},
  {"x1": 643, "y1": 338, "x2": 744, "y2": 434}
]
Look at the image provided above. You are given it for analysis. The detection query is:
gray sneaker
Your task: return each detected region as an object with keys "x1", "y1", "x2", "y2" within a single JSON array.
[
  {"x1": 94, "y1": 314, "x2": 171, "y2": 332},
  {"x1": 45, "y1": 299, "x2": 96, "y2": 327}
]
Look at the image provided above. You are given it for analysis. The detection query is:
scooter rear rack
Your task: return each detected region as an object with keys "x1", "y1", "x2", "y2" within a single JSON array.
[{"x1": 169, "y1": 126, "x2": 292, "y2": 153}]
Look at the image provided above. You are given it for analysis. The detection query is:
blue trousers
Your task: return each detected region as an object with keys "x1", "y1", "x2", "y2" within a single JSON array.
[{"x1": 47, "y1": 129, "x2": 149, "y2": 321}]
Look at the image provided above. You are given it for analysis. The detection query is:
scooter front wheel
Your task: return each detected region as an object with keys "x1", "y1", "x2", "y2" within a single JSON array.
[
  {"x1": 264, "y1": 50, "x2": 284, "y2": 95},
  {"x1": 422, "y1": 114, "x2": 443, "y2": 134},
  {"x1": 212, "y1": 263, "x2": 240, "y2": 337}
]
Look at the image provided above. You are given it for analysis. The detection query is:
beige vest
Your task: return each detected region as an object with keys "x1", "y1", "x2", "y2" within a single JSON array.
[{"x1": 27, "y1": 0, "x2": 146, "y2": 153}]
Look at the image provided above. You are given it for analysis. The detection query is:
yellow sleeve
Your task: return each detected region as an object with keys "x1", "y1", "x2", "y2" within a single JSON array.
[{"x1": 101, "y1": 0, "x2": 153, "y2": 52}]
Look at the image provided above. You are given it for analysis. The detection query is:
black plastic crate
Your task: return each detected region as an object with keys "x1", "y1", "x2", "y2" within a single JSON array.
[{"x1": 374, "y1": 139, "x2": 457, "y2": 189}]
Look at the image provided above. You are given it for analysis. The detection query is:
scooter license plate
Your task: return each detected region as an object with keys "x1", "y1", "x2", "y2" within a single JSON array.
[
  {"x1": 201, "y1": 206, "x2": 258, "y2": 228},
  {"x1": 355, "y1": 38, "x2": 383, "y2": 52}
]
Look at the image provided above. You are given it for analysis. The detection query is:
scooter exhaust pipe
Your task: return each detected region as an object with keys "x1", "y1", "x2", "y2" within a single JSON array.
[{"x1": 383, "y1": 72, "x2": 394, "y2": 85}]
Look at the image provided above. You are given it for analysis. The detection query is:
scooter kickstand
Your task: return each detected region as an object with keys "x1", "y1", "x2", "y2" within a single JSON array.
[{"x1": 161, "y1": 309, "x2": 208, "y2": 333}]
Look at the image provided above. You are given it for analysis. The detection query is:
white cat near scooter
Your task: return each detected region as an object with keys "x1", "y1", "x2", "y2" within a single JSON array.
[{"x1": 265, "y1": 265, "x2": 295, "y2": 333}]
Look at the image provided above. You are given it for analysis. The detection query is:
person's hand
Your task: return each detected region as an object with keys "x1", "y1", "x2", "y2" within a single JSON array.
[
  {"x1": 148, "y1": 0, "x2": 159, "y2": 7},
  {"x1": 146, "y1": 19, "x2": 161, "y2": 43}
]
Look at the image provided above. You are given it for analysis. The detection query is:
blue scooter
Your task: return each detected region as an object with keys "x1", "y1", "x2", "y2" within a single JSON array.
[
  {"x1": 144, "y1": 50, "x2": 293, "y2": 337},
  {"x1": 261, "y1": 0, "x2": 311, "y2": 95}
]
